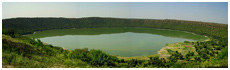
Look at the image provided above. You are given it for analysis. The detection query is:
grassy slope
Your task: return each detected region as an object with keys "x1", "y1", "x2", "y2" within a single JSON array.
[
  {"x1": 158, "y1": 42, "x2": 198, "y2": 59},
  {"x1": 2, "y1": 34, "x2": 91, "y2": 68},
  {"x1": 171, "y1": 57, "x2": 228, "y2": 68},
  {"x1": 158, "y1": 37, "x2": 212, "y2": 58},
  {"x1": 2, "y1": 33, "x2": 228, "y2": 68},
  {"x1": 157, "y1": 39, "x2": 228, "y2": 68}
]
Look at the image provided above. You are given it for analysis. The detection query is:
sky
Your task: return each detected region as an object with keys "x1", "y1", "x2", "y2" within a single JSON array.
[{"x1": 2, "y1": 2, "x2": 228, "y2": 24}]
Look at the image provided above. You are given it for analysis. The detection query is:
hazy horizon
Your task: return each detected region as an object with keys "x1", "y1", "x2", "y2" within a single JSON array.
[{"x1": 2, "y1": 2, "x2": 228, "y2": 24}]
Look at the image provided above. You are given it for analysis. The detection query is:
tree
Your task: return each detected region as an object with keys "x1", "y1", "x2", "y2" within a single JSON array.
[
  {"x1": 184, "y1": 51, "x2": 194, "y2": 61},
  {"x1": 36, "y1": 39, "x2": 43, "y2": 47},
  {"x1": 2, "y1": 29, "x2": 15, "y2": 37},
  {"x1": 217, "y1": 47, "x2": 228, "y2": 59},
  {"x1": 168, "y1": 56, "x2": 178, "y2": 63}
]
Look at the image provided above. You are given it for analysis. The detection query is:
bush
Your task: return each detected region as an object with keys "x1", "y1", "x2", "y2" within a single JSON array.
[
  {"x1": 88, "y1": 50, "x2": 118, "y2": 67},
  {"x1": 69, "y1": 49, "x2": 119, "y2": 67},
  {"x1": 217, "y1": 47, "x2": 228, "y2": 59},
  {"x1": 184, "y1": 41, "x2": 190, "y2": 43},
  {"x1": 120, "y1": 59, "x2": 125, "y2": 63},
  {"x1": 147, "y1": 57, "x2": 167, "y2": 67},
  {"x1": 63, "y1": 59, "x2": 89, "y2": 68},
  {"x1": 127, "y1": 59, "x2": 144, "y2": 67},
  {"x1": 2, "y1": 29, "x2": 16, "y2": 38}
]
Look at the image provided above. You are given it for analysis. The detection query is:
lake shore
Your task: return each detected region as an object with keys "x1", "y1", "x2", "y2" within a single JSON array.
[
  {"x1": 116, "y1": 41, "x2": 196, "y2": 60},
  {"x1": 157, "y1": 38, "x2": 210, "y2": 59},
  {"x1": 117, "y1": 38, "x2": 210, "y2": 60},
  {"x1": 25, "y1": 27, "x2": 209, "y2": 60}
]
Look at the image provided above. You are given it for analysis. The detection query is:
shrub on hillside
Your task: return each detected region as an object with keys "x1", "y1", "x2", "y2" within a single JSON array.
[{"x1": 217, "y1": 47, "x2": 228, "y2": 59}]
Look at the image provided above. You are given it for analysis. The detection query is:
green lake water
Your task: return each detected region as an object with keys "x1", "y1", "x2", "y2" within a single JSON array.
[{"x1": 27, "y1": 27, "x2": 207, "y2": 57}]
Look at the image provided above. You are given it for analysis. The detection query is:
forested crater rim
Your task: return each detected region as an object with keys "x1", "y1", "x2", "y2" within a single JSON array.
[{"x1": 2, "y1": 17, "x2": 227, "y2": 24}]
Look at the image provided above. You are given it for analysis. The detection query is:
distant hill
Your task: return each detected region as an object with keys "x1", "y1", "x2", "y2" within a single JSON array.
[{"x1": 2, "y1": 17, "x2": 228, "y2": 38}]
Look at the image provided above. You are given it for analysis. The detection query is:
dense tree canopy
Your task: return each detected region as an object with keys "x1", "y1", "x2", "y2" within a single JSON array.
[{"x1": 2, "y1": 17, "x2": 227, "y2": 39}]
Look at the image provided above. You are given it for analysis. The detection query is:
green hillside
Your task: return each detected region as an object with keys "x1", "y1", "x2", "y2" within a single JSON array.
[
  {"x1": 3, "y1": 17, "x2": 227, "y2": 38},
  {"x1": 2, "y1": 17, "x2": 228, "y2": 68}
]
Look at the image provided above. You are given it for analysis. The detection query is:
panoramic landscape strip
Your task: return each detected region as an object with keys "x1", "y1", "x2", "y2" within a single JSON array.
[
  {"x1": 2, "y1": 2, "x2": 228, "y2": 68},
  {"x1": 2, "y1": 17, "x2": 228, "y2": 68}
]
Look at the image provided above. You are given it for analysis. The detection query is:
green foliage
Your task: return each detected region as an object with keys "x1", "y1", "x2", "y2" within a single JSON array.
[
  {"x1": 171, "y1": 57, "x2": 228, "y2": 68},
  {"x1": 2, "y1": 35, "x2": 89, "y2": 68},
  {"x1": 184, "y1": 41, "x2": 190, "y2": 43},
  {"x1": 184, "y1": 51, "x2": 194, "y2": 61},
  {"x1": 3, "y1": 17, "x2": 227, "y2": 39},
  {"x1": 194, "y1": 56, "x2": 201, "y2": 62},
  {"x1": 168, "y1": 55, "x2": 178, "y2": 63},
  {"x1": 147, "y1": 57, "x2": 167, "y2": 67},
  {"x1": 2, "y1": 30, "x2": 228, "y2": 68},
  {"x1": 69, "y1": 49, "x2": 119, "y2": 67},
  {"x1": 36, "y1": 39, "x2": 44, "y2": 47},
  {"x1": 126, "y1": 59, "x2": 145, "y2": 67},
  {"x1": 89, "y1": 50, "x2": 119, "y2": 67},
  {"x1": 120, "y1": 59, "x2": 125, "y2": 63},
  {"x1": 217, "y1": 47, "x2": 228, "y2": 59},
  {"x1": 2, "y1": 29, "x2": 16, "y2": 38},
  {"x1": 63, "y1": 58, "x2": 90, "y2": 68},
  {"x1": 2, "y1": 17, "x2": 228, "y2": 68},
  {"x1": 193, "y1": 38, "x2": 227, "y2": 60},
  {"x1": 167, "y1": 50, "x2": 184, "y2": 60}
]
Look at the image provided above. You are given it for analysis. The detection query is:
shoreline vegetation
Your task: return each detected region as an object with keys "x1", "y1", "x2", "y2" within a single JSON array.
[
  {"x1": 115, "y1": 38, "x2": 210, "y2": 60},
  {"x1": 2, "y1": 17, "x2": 228, "y2": 68},
  {"x1": 58, "y1": 38, "x2": 210, "y2": 60},
  {"x1": 3, "y1": 17, "x2": 227, "y2": 38}
]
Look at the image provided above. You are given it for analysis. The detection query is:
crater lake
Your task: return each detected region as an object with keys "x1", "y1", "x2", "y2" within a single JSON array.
[{"x1": 27, "y1": 27, "x2": 207, "y2": 57}]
